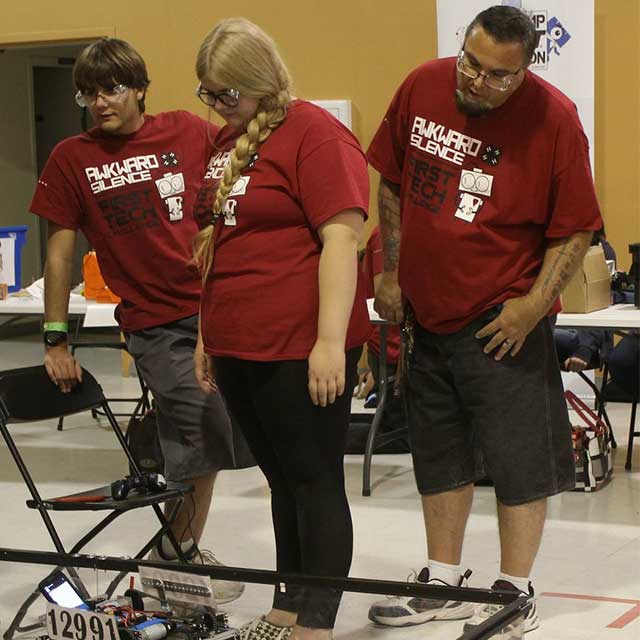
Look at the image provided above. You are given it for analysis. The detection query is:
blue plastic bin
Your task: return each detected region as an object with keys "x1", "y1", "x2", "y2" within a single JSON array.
[{"x1": 0, "y1": 225, "x2": 28, "y2": 293}]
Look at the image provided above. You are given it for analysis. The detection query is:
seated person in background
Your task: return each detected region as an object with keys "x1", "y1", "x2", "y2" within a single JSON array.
[
  {"x1": 608, "y1": 335, "x2": 640, "y2": 399},
  {"x1": 593, "y1": 226, "x2": 616, "y2": 264},
  {"x1": 555, "y1": 328, "x2": 612, "y2": 372}
]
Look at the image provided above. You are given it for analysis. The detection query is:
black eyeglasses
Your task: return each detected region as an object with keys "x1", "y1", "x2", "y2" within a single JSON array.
[
  {"x1": 456, "y1": 50, "x2": 521, "y2": 92},
  {"x1": 195, "y1": 85, "x2": 240, "y2": 108}
]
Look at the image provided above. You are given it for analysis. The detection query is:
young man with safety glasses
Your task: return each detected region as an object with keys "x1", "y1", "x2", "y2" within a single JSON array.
[{"x1": 30, "y1": 37, "x2": 247, "y2": 604}]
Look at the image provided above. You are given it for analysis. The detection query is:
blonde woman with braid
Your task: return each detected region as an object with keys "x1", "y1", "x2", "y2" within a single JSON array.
[{"x1": 192, "y1": 17, "x2": 371, "y2": 640}]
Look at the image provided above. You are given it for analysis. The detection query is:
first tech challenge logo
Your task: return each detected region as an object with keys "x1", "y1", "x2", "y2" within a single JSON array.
[{"x1": 529, "y1": 10, "x2": 572, "y2": 69}]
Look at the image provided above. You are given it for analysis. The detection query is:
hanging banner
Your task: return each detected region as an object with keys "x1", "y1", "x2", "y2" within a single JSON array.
[{"x1": 436, "y1": 0, "x2": 594, "y2": 168}]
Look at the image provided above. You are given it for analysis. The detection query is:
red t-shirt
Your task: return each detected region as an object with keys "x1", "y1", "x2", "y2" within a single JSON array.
[
  {"x1": 30, "y1": 111, "x2": 217, "y2": 332},
  {"x1": 363, "y1": 227, "x2": 401, "y2": 363},
  {"x1": 367, "y1": 58, "x2": 603, "y2": 334},
  {"x1": 199, "y1": 100, "x2": 372, "y2": 360}
]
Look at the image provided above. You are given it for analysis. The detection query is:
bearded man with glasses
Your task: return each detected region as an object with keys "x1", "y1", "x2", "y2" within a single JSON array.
[
  {"x1": 29, "y1": 37, "x2": 249, "y2": 604},
  {"x1": 367, "y1": 5, "x2": 602, "y2": 636}
]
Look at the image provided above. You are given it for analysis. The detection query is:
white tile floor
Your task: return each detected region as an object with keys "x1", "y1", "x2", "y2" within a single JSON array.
[{"x1": 0, "y1": 334, "x2": 639, "y2": 639}]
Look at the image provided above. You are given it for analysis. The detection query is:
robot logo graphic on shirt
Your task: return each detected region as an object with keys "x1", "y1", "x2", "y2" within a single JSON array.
[
  {"x1": 455, "y1": 193, "x2": 485, "y2": 223},
  {"x1": 222, "y1": 199, "x2": 237, "y2": 226},
  {"x1": 155, "y1": 172, "x2": 185, "y2": 222},
  {"x1": 166, "y1": 196, "x2": 184, "y2": 222},
  {"x1": 455, "y1": 168, "x2": 492, "y2": 223},
  {"x1": 458, "y1": 168, "x2": 493, "y2": 197},
  {"x1": 161, "y1": 152, "x2": 179, "y2": 167},
  {"x1": 222, "y1": 176, "x2": 251, "y2": 226},
  {"x1": 229, "y1": 176, "x2": 250, "y2": 197}
]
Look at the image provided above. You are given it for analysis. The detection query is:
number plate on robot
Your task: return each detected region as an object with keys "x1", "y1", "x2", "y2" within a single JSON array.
[{"x1": 46, "y1": 604, "x2": 119, "y2": 640}]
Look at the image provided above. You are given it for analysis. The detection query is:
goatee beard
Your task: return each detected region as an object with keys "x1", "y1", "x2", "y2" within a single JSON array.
[{"x1": 455, "y1": 89, "x2": 491, "y2": 117}]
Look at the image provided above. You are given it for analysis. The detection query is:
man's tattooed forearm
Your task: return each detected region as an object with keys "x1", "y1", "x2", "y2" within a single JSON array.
[
  {"x1": 541, "y1": 238, "x2": 585, "y2": 308},
  {"x1": 378, "y1": 181, "x2": 401, "y2": 270}
]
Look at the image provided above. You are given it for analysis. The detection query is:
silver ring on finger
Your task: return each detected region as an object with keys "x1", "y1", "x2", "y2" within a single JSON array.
[{"x1": 503, "y1": 339, "x2": 514, "y2": 349}]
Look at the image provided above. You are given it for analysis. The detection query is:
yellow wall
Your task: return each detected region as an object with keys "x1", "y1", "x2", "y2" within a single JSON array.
[
  {"x1": 594, "y1": 0, "x2": 639, "y2": 271},
  {"x1": 2, "y1": 0, "x2": 638, "y2": 267}
]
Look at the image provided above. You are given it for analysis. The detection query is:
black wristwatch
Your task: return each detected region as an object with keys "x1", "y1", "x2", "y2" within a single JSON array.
[{"x1": 43, "y1": 331, "x2": 68, "y2": 348}]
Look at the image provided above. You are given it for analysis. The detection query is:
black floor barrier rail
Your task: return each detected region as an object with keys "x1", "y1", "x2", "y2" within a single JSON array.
[
  {"x1": 0, "y1": 547, "x2": 532, "y2": 640},
  {"x1": 458, "y1": 598, "x2": 533, "y2": 640}
]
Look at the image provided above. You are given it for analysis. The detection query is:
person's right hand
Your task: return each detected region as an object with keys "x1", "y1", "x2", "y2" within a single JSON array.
[
  {"x1": 44, "y1": 345, "x2": 82, "y2": 393},
  {"x1": 564, "y1": 356, "x2": 589, "y2": 372},
  {"x1": 374, "y1": 271, "x2": 404, "y2": 324},
  {"x1": 194, "y1": 338, "x2": 218, "y2": 394}
]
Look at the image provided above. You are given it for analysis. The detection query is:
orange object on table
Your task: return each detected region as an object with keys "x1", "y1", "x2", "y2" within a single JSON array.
[{"x1": 83, "y1": 251, "x2": 120, "y2": 303}]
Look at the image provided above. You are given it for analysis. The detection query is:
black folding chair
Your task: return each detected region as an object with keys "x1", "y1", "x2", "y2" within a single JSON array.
[
  {"x1": 0, "y1": 365, "x2": 193, "y2": 640},
  {"x1": 602, "y1": 379, "x2": 639, "y2": 470},
  {"x1": 356, "y1": 326, "x2": 409, "y2": 496}
]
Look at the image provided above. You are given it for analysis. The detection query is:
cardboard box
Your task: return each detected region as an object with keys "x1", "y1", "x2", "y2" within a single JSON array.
[{"x1": 561, "y1": 245, "x2": 611, "y2": 313}]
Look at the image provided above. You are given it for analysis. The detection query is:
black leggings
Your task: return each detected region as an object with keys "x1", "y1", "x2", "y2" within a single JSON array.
[{"x1": 214, "y1": 348, "x2": 361, "y2": 629}]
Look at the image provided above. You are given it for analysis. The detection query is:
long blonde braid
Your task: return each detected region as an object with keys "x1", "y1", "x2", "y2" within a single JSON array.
[
  {"x1": 212, "y1": 92, "x2": 289, "y2": 217},
  {"x1": 193, "y1": 18, "x2": 292, "y2": 278}
]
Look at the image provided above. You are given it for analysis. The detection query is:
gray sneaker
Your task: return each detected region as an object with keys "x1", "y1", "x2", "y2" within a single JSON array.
[
  {"x1": 148, "y1": 546, "x2": 245, "y2": 605},
  {"x1": 368, "y1": 568, "x2": 475, "y2": 627},
  {"x1": 462, "y1": 580, "x2": 539, "y2": 637}
]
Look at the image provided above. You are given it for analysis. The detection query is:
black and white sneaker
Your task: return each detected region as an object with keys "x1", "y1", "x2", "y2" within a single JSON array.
[
  {"x1": 462, "y1": 580, "x2": 539, "y2": 637},
  {"x1": 240, "y1": 617, "x2": 292, "y2": 640},
  {"x1": 368, "y1": 568, "x2": 475, "y2": 627}
]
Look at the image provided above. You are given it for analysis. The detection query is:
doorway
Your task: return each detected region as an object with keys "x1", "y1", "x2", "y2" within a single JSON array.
[{"x1": 32, "y1": 53, "x2": 90, "y2": 284}]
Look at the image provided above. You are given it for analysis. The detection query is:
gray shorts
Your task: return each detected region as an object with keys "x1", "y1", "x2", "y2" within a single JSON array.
[
  {"x1": 125, "y1": 315, "x2": 237, "y2": 481},
  {"x1": 406, "y1": 305, "x2": 575, "y2": 505}
]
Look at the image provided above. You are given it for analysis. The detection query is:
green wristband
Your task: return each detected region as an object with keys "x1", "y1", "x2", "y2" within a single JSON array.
[{"x1": 43, "y1": 322, "x2": 69, "y2": 333}]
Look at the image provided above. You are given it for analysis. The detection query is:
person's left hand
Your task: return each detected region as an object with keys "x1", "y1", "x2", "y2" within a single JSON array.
[
  {"x1": 353, "y1": 369, "x2": 375, "y2": 399},
  {"x1": 194, "y1": 338, "x2": 219, "y2": 394},
  {"x1": 308, "y1": 339, "x2": 345, "y2": 407},
  {"x1": 564, "y1": 356, "x2": 589, "y2": 372},
  {"x1": 475, "y1": 296, "x2": 543, "y2": 360}
]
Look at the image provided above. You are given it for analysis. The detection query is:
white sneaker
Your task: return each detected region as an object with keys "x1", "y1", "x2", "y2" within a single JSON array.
[
  {"x1": 462, "y1": 580, "x2": 539, "y2": 637},
  {"x1": 368, "y1": 568, "x2": 476, "y2": 627},
  {"x1": 148, "y1": 546, "x2": 245, "y2": 605},
  {"x1": 240, "y1": 616, "x2": 293, "y2": 640}
]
